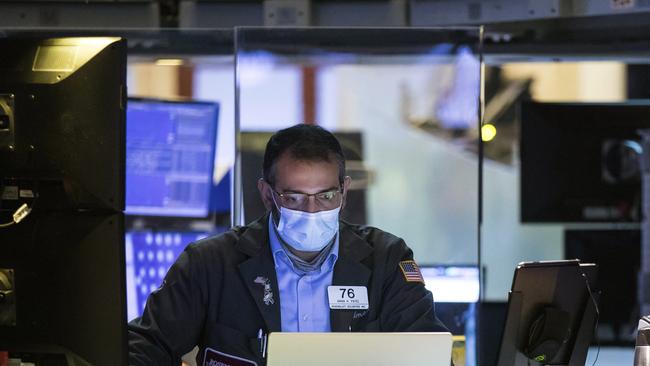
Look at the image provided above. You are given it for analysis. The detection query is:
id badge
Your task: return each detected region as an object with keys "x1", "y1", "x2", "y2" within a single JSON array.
[{"x1": 327, "y1": 286, "x2": 369, "y2": 310}]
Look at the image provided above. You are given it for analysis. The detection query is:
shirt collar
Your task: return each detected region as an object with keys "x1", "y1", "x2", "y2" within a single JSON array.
[{"x1": 268, "y1": 214, "x2": 339, "y2": 273}]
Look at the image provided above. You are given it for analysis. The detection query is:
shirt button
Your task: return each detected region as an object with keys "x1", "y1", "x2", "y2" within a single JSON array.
[{"x1": 303, "y1": 314, "x2": 309, "y2": 321}]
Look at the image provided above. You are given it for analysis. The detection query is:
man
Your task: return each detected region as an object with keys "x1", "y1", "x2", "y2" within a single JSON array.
[{"x1": 128, "y1": 124, "x2": 448, "y2": 365}]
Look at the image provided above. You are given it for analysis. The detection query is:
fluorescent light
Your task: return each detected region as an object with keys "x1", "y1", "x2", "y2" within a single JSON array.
[{"x1": 155, "y1": 59, "x2": 185, "y2": 66}]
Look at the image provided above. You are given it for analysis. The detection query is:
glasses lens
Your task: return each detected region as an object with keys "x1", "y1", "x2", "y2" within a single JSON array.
[
  {"x1": 315, "y1": 190, "x2": 340, "y2": 209},
  {"x1": 277, "y1": 189, "x2": 342, "y2": 210},
  {"x1": 279, "y1": 193, "x2": 306, "y2": 209}
]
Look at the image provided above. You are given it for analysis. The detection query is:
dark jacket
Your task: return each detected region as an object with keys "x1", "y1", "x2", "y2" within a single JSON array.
[{"x1": 128, "y1": 214, "x2": 448, "y2": 365}]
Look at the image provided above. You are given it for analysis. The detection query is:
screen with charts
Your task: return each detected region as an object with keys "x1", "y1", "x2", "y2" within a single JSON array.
[
  {"x1": 125, "y1": 230, "x2": 211, "y2": 320},
  {"x1": 420, "y1": 265, "x2": 480, "y2": 303},
  {"x1": 125, "y1": 99, "x2": 219, "y2": 218}
]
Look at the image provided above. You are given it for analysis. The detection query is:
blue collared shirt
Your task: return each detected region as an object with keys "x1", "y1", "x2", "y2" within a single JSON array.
[{"x1": 268, "y1": 215, "x2": 339, "y2": 332}]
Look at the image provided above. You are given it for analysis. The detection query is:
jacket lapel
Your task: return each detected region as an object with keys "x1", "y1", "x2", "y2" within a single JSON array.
[
  {"x1": 236, "y1": 214, "x2": 282, "y2": 332},
  {"x1": 330, "y1": 222, "x2": 373, "y2": 332}
]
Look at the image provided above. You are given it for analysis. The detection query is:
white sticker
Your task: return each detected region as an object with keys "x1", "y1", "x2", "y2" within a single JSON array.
[
  {"x1": 19, "y1": 189, "x2": 34, "y2": 198},
  {"x1": 327, "y1": 286, "x2": 369, "y2": 310}
]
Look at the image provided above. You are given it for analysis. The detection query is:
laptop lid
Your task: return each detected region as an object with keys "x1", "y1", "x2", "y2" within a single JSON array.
[{"x1": 266, "y1": 332, "x2": 453, "y2": 366}]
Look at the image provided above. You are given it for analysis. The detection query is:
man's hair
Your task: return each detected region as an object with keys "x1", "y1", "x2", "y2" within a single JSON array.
[{"x1": 263, "y1": 124, "x2": 345, "y2": 187}]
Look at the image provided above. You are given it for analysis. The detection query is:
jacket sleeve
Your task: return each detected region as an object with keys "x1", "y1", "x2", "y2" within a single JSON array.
[
  {"x1": 378, "y1": 240, "x2": 449, "y2": 332},
  {"x1": 128, "y1": 245, "x2": 208, "y2": 365}
]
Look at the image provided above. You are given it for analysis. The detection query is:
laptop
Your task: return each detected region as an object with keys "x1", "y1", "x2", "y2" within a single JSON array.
[{"x1": 266, "y1": 332, "x2": 453, "y2": 366}]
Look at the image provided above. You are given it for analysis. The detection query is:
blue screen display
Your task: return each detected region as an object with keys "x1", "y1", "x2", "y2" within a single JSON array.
[
  {"x1": 125, "y1": 230, "x2": 210, "y2": 320},
  {"x1": 125, "y1": 100, "x2": 219, "y2": 217}
]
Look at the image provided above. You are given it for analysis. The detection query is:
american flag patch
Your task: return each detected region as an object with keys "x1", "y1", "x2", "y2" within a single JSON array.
[{"x1": 399, "y1": 260, "x2": 424, "y2": 283}]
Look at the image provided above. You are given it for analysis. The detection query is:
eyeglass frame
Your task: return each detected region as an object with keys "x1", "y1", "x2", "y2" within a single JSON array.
[{"x1": 271, "y1": 186, "x2": 344, "y2": 211}]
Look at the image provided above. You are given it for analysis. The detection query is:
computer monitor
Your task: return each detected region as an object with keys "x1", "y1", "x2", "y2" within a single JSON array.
[
  {"x1": 124, "y1": 230, "x2": 211, "y2": 321},
  {"x1": 0, "y1": 37, "x2": 126, "y2": 212},
  {"x1": 565, "y1": 229, "x2": 639, "y2": 344},
  {"x1": 1, "y1": 212, "x2": 126, "y2": 366},
  {"x1": 420, "y1": 264, "x2": 479, "y2": 342},
  {"x1": 125, "y1": 98, "x2": 219, "y2": 218},
  {"x1": 497, "y1": 260, "x2": 599, "y2": 366},
  {"x1": 420, "y1": 264, "x2": 480, "y2": 303},
  {"x1": 0, "y1": 37, "x2": 127, "y2": 366},
  {"x1": 520, "y1": 101, "x2": 650, "y2": 223}
]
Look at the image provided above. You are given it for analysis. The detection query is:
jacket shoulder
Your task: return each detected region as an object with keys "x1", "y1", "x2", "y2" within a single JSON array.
[
  {"x1": 187, "y1": 228, "x2": 239, "y2": 251},
  {"x1": 182, "y1": 225, "x2": 251, "y2": 261},
  {"x1": 185, "y1": 214, "x2": 268, "y2": 257}
]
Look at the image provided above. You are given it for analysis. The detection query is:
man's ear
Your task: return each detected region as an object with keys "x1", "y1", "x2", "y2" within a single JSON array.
[
  {"x1": 341, "y1": 175, "x2": 352, "y2": 210},
  {"x1": 257, "y1": 178, "x2": 274, "y2": 211}
]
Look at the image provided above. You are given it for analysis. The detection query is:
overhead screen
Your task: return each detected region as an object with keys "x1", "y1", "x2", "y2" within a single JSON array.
[{"x1": 125, "y1": 99, "x2": 219, "y2": 218}]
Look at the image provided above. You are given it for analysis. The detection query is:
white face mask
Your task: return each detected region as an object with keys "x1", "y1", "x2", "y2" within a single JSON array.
[{"x1": 274, "y1": 205, "x2": 341, "y2": 252}]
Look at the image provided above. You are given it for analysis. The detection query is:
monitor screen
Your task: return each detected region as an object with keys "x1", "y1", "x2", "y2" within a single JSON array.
[
  {"x1": 125, "y1": 230, "x2": 211, "y2": 320},
  {"x1": 420, "y1": 265, "x2": 480, "y2": 303},
  {"x1": 125, "y1": 99, "x2": 219, "y2": 218},
  {"x1": 520, "y1": 101, "x2": 650, "y2": 223}
]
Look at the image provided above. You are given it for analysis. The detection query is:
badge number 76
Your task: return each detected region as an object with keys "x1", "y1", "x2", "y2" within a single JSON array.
[{"x1": 340, "y1": 288, "x2": 356, "y2": 299}]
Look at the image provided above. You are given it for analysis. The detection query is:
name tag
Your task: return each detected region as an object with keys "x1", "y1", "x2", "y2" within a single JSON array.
[{"x1": 327, "y1": 286, "x2": 369, "y2": 310}]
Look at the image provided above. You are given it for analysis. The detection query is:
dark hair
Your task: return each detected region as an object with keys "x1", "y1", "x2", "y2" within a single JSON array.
[{"x1": 263, "y1": 124, "x2": 345, "y2": 187}]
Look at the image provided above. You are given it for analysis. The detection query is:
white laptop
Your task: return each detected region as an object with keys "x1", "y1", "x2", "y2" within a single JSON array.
[{"x1": 266, "y1": 332, "x2": 453, "y2": 366}]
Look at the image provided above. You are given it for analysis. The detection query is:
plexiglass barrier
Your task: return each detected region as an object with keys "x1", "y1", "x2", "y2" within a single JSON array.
[{"x1": 235, "y1": 27, "x2": 483, "y2": 365}]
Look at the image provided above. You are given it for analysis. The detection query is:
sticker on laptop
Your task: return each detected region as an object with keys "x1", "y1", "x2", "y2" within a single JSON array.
[
  {"x1": 399, "y1": 260, "x2": 425, "y2": 283},
  {"x1": 203, "y1": 347, "x2": 257, "y2": 366},
  {"x1": 327, "y1": 286, "x2": 369, "y2": 310}
]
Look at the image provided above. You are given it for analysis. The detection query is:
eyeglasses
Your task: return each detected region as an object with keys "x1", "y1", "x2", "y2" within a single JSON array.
[{"x1": 273, "y1": 188, "x2": 343, "y2": 211}]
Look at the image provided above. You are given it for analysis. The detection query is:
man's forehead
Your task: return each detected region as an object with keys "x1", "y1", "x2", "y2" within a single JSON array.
[
  {"x1": 274, "y1": 151, "x2": 338, "y2": 169},
  {"x1": 278, "y1": 148, "x2": 337, "y2": 163},
  {"x1": 280, "y1": 155, "x2": 331, "y2": 165},
  {"x1": 273, "y1": 154, "x2": 340, "y2": 189}
]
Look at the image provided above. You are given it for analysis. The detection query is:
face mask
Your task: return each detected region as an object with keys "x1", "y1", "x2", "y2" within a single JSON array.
[{"x1": 274, "y1": 205, "x2": 341, "y2": 252}]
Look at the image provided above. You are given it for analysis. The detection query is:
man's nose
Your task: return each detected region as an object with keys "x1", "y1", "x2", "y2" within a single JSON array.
[{"x1": 303, "y1": 196, "x2": 320, "y2": 213}]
